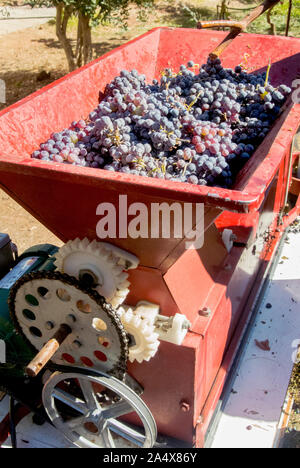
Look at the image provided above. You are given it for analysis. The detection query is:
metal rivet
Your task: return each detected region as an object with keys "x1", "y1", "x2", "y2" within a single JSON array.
[
  {"x1": 196, "y1": 415, "x2": 203, "y2": 424},
  {"x1": 45, "y1": 321, "x2": 54, "y2": 330},
  {"x1": 73, "y1": 340, "x2": 82, "y2": 349},
  {"x1": 180, "y1": 401, "x2": 190, "y2": 412},
  {"x1": 198, "y1": 307, "x2": 211, "y2": 317},
  {"x1": 67, "y1": 314, "x2": 76, "y2": 323}
]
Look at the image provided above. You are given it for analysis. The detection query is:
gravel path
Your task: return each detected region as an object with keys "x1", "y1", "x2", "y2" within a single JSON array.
[{"x1": 0, "y1": 5, "x2": 56, "y2": 36}]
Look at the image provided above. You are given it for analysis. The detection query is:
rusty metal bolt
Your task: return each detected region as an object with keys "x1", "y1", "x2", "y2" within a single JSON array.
[
  {"x1": 198, "y1": 307, "x2": 211, "y2": 317},
  {"x1": 180, "y1": 400, "x2": 190, "y2": 412}
]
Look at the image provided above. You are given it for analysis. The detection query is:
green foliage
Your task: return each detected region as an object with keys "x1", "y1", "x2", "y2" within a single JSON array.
[
  {"x1": 25, "y1": 0, "x2": 154, "y2": 27},
  {"x1": 248, "y1": 0, "x2": 300, "y2": 36},
  {"x1": 25, "y1": 0, "x2": 54, "y2": 6},
  {"x1": 275, "y1": 0, "x2": 300, "y2": 17},
  {"x1": 180, "y1": 0, "x2": 299, "y2": 37},
  {"x1": 25, "y1": 0, "x2": 154, "y2": 70},
  {"x1": 178, "y1": 3, "x2": 216, "y2": 27}
]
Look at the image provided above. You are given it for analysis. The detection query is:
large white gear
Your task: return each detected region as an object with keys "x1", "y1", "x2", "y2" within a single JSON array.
[
  {"x1": 118, "y1": 307, "x2": 160, "y2": 364},
  {"x1": 54, "y1": 239, "x2": 138, "y2": 308}
]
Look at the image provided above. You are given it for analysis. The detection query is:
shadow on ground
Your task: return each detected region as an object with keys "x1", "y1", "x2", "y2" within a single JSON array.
[{"x1": 0, "y1": 69, "x2": 66, "y2": 111}]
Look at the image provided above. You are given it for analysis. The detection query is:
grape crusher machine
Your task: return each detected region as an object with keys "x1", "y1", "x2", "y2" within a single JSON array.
[{"x1": 0, "y1": 3, "x2": 299, "y2": 448}]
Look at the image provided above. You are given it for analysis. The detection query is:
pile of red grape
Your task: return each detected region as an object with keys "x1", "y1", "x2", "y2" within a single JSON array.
[{"x1": 32, "y1": 58, "x2": 291, "y2": 188}]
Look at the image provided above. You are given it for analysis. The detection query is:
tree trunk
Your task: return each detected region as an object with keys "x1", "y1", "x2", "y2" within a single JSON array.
[
  {"x1": 76, "y1": 12, "x2": 93, "y2": 68},
  {"x1": 55, "y1": 4, "x2": 93, "y2": 72},
  {"x1": 266, "y1": 7, "x2": 276, "y2": 35},
  {"x1": 55, "y1": 3, "x2": 76, "y2": 71},
  {"x1": 76, "y1": 13, "x2": 83, "y2": 68}
]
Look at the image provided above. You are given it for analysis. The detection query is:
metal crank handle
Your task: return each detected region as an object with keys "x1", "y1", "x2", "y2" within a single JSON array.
[
  {"x1": 26, "y1": 324, "x2": 72, "y2": 378},
  {"x1": 198, "y1": 20, "x2": 244, "y2": 30},
  {"x1": 197, "y1": 0, "x2": 282, "y2": 59}
]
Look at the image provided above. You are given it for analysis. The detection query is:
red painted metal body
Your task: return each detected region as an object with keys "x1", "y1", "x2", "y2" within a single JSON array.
[{"x1": 0, "y1": 28, "x2": 299, "y2": 446}]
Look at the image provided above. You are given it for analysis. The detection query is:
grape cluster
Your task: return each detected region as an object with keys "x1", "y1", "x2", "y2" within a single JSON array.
[{"x1": 32, "y1": 57, "x2": 291, "y2": 188}]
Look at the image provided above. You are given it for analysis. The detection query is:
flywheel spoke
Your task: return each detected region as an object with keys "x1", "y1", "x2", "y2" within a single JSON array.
[
  {"x1": 78, "y1": 379, "x2": 99, "y2": 410},
  {"x1": 101, "y1": 400, "x2": 133, "y2": 419},
  {"x1": 53, "y1": 388, "x2": 87, "y2": 414},
  {"x1": 107, "y1": 418, "x2": 145, "y2": 447},
  {"x1": 102, "y1": 427, "x2": 116, "y2": 448}
]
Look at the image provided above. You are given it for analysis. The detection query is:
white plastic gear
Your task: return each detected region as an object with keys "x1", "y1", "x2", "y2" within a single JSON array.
[
  {"x1": 54, "y1": 238, "x2": 135, "y2": 308},
  {"x1": 118, "y1": 307, "x2": 160, "y2": 364}
]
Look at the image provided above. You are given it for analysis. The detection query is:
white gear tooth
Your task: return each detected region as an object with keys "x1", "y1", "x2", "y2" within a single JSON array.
[
  {"x1": 124, "y1": 310, "x2": 133, "y2": 322},
  {"x1": 100, "y1": 247, "x2": 110, "y2": 257},
  {"x1": 142, "y1": 324, "x2": 154, "y2": 336},
  {"x1": 81, "y1": 238, "x2": 90, "y2": 249},
  {"x1": 73, "y1": 238, "x2": 82, "y2": 249},
  {"x1": 116, "y1": 307, "x2": 126, "y2": 318},
  {"x1": 148, "y1": 342, "x2": 160, "y2": 351},
  {"x1": 98, "y1": 248, "x2": 110, "y2": 261},
  {"x1": 107, "y1": 251, "x2": 115, "y2": 261},
  {"x1": 112, "y1": 265, "x2": 124, "y2": 276},
  {"x1": 110, "y1": 253, "x2": 120, "y2": 263},
  {"x1": 116, "y1": 258, "x2": 127, "y2": 269},
  {"x1": 133, "y1": 316, "x2": 141, "y2": 328},
  {"x1": 119, "y1": 280, "x2": 131, "y2": 290},
  {"x1": 121, "y1": 313, "x2": 129, "y2": 324},
  {"x1": 97, "y1": 245, "x2": 106, "y2": 255},
  {"x1": 144, "y1": 333, "x2": 158, "y2": 343},
  {"x1": 107, "y1": 256, "x2": 117, "y2": 266},
  {"x1": 54, "y1": 251, "x2": 66, "y2": 271},
  {"x1": 111, "y1": 292, "x2": 127, "y2": 305},
  {"x1": 117, "y1": 272, "x2": 128, "y2": 284},
  {"x1": 115, "y1": 289, "x2": 129, "y2": 298},
  {"x1": 90, "y1": 239, "x2": 99, "y2": 249},
  {"x1": 88, "y1": 240, "x2": 100, "y2": 254},
  {"x1": 122, "y1": 288, "x2": 130, "y2": 296},
  {"x1": 110, "y1": 296, "x2": 125, "y2": 308},
  {"x1": 86, "y1": 244, "x2": 94, "y2": 254}
]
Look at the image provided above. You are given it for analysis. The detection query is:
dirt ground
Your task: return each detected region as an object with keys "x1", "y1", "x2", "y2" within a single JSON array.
[{"x1": 0, "y1": 191, "x2": 62, "y2": 253}]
